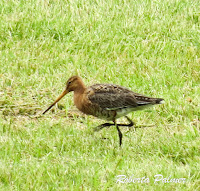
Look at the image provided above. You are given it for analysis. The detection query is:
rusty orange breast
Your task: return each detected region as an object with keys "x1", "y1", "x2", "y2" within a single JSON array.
[{"x1": 73, "y1": 90, "x2": 93, "y2": 115}]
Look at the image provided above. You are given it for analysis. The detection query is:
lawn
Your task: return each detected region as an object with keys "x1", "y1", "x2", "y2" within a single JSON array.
[{"x1": 0, "y1": 0, "x2": 199, "y2": 190}]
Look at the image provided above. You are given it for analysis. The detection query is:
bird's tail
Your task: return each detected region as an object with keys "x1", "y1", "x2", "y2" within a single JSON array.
[
  {"x1": 155, "y1": 98, "x2": 165, "y2": 104},
  {"x1": 137, "y1": 98, "x2": 164, "y2": 106}
]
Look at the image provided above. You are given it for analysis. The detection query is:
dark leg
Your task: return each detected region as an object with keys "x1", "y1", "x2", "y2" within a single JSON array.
[
  {"x1": 94, "y1": 121, "x2": 123, "y2": 146},
  {"x1": 117, "y1": 116, "x2": 134, "y2": 127},
  {"x1": 114, "y1": 121, "x2": 123, "y2": 147},
  {"x1": 94, "y1": 116, "x2": 134, "y2": 132},
  {"x1": 93, "y1": 122, "x2": 114, "y2": 132},
  {"x1": 94, "y1": 116, "x2": 134, "y2": 146}
]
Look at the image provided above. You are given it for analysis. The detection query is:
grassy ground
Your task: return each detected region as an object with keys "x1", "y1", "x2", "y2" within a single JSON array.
[{"x1": 0, "y1": 0, "x2": 200, "y2": 190}]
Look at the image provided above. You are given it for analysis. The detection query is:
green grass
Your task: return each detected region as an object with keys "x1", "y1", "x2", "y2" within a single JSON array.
[{"x1": 0, "y1": 0, "x2": 200, "y2": 190}]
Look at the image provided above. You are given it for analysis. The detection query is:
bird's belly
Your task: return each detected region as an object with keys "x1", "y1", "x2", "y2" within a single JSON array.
[
  {"x1": 91, "y1": 106, "x2": 153, "y2": 121},
  {"x1": 115, "y1": 105, "x2": 153, "y2": 118},
  {"x1": 75, "y1": 101, "x2": 114, "y2": 121},
  {"x1": 92, "y1": 109, "x2": 115, "y2": 121},
  {"x1": 92, "y1": 108, "x2": 134, "y2": 121},
  {"x1": 115, "y1": 108, "x2": 135, "y2": 119}
]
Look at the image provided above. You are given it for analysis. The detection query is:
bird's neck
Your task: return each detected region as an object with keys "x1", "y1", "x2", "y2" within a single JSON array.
[
  {"x1": 73, "y1": 80, "x2": 86, "y2": 101},
  {"x1": 74, "y1": 81, "x2": 86, "y2": 95},
  {"x1": 73, "y1": 86, "x2": 86, "y2": 112}
]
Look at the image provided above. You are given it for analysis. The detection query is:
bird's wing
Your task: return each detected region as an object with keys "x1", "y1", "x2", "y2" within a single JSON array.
[
  {"x1": 87, "y1": 84, "x2": 163, "y2": 110},
  {"x1": 87, "y1": 84, "x2": 138, "y2": 110}
]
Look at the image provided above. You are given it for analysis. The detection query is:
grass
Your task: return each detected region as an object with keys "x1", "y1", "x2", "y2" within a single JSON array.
[{"x1": 0, "y1": 0, "x2": 200, "y2": 190}]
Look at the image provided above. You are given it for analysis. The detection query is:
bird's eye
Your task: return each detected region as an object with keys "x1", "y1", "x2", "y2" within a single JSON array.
[{"x1": 68, "y1": 81, "x2": 72, "y2": 85}]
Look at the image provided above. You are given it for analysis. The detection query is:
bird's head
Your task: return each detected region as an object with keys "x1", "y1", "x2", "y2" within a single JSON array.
[
  {"x1": 42, "y1": 76, "x2": 85, "y2": 114},
  {"x1": 65, "y1": 76, "x2": 83, "y2": 92}
]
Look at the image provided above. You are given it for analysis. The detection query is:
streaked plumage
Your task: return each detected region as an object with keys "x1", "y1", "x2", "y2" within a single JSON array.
[{"x1": 43, "y1": 76, "x2": 164, "y2": 146}]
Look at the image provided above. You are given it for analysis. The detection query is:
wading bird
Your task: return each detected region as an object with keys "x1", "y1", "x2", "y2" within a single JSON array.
[{"x1": 43, "y1": 76, "x2": 164, "y2": 146}]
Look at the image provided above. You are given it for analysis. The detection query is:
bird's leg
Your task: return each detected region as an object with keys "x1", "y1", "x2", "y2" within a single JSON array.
[
  {"x1": 117, "y1": 116, "x2": 134, "y2": 127},
  {"x1": 125, "y1": 116, "x2": 134, "y2": 126},
  {"x1": 93, "y1": 122, "x2": 114, "y2": 132},
  {"x1": 94, "y1": 116, "x2": 134, "y2": 132},
  {"x1": 94, "y1": 121, "x2": 123, "y2": 146},
  {"x1": 114, "y1": 120, "x2": 123, "y2": 147}
]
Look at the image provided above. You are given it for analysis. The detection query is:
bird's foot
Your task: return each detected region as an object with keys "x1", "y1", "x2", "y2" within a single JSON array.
[{"x1": 93, "y1": 123, "x2": 114, "y2": 132}]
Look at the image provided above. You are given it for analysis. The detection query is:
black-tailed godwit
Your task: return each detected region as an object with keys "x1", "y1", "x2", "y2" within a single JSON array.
[{"x1": 43, "y1": 76, "x2": 164, "y2": 146}]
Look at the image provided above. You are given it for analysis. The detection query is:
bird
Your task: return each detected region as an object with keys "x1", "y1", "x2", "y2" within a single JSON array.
[{"x1": 43, "y1": 76, "x2": 164, "y2": 146}]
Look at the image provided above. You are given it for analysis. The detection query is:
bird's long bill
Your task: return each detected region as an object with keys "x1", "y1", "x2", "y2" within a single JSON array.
[{"x1": 42, "y1": 89, "x2": 68, "y2": 114}]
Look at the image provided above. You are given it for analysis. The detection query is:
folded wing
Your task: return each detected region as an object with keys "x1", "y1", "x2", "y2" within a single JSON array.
[{"x1": 88, "y1": 84, "x2": 162, "y2": 110}]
